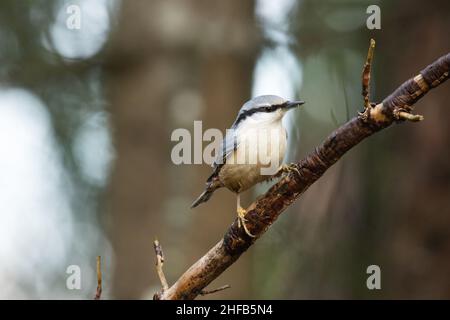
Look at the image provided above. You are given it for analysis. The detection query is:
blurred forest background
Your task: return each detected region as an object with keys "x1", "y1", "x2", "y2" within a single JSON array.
[{"x1": 0, "y1": 0, "x2": 449, "y2": 299}]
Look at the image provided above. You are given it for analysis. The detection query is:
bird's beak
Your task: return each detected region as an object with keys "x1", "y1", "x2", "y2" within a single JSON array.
[{"x1": 285, "y1": 100, "x2": 305, "y2": 109}]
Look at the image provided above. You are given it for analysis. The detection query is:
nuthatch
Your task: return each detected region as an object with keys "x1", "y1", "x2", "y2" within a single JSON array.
[{"x1": 191, "y1": 95, "x2": 305, "y2": 236}]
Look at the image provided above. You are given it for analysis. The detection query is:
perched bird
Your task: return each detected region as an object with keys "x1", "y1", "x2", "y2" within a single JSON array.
[{"x1": 191, "y1": 95, "x2": 304, "y2": 236}]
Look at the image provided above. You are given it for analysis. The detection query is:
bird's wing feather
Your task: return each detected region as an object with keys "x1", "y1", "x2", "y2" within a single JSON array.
[{"x1": 212, "y1": 127, "x2": 239, "y2": 169}]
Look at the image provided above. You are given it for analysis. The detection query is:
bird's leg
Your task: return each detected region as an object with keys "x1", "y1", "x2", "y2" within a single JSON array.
[
  {"x1": 236, "y1": 194, "x2": 255, "y2": 237},
  {"x1": 275, "y1": 163, "x2": 300, "y2": 178}
]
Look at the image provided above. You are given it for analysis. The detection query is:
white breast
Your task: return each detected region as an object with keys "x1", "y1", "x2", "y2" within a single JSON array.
[{"x1": 219, "y1": 118, "x2": 287, "y2": 193}]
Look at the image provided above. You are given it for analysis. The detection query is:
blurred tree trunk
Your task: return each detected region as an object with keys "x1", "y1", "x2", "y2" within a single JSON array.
[
  {"x1": 105, "y1": 0, "x2": 258, "y2": 298},
  {"x1": 378, "y1": 0, "x2": 450, "y2": 299}
]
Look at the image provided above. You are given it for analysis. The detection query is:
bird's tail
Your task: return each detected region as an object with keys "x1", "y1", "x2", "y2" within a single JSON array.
[
  {"x1": 191, "y1": 171, "x2": 222, "y2": 208},
  {"x1": 190, "y1": 189, "x2": 215, "y2": 208}
]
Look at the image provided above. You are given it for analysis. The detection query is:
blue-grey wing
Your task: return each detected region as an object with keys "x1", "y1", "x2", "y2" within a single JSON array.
[{"x1": 212, "y1": 127, "x2": 239, "y2": 168}]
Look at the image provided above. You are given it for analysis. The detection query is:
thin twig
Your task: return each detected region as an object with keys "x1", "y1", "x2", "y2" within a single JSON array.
[
  {"x1": 200, "y1": 285, "x2": 231, "y2": 296},
  {"x1": 153, "y1": 239, "x2": 169, "y2": 294},
  {"x1": 362, "y1": 38, "x2": 376, "y2": 110},
  {"x1": 94, "y1": 256, "x2": 102, "y2": 300},
  {"x1": 396, "y1": 111, "x2": 424, "y2": 122}
]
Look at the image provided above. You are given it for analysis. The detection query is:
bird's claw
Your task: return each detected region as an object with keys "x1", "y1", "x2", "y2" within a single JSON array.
[{"x1": 237, "y1": 207, "x2": 255, "y2": 238}]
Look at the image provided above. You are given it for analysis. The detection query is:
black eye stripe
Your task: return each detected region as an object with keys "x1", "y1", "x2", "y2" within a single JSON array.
[{"x1": 233, "y1": 102, "x2": 287, "y2": 126}]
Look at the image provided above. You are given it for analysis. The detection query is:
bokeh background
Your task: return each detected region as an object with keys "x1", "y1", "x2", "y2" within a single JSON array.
[{"x1": 0, "y1": 0, "x2": 449, "y2": 299}]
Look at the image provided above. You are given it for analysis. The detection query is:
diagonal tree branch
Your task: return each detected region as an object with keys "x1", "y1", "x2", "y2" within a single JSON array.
[{"x1": 155, "y1": 41, "x2": 450, "y2": 300}]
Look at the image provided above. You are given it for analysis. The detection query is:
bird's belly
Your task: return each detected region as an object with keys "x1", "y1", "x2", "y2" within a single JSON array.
[
  {"x1": 219, "y1": 163, "x2": 268, "y2": 193},
  {"x1": 219, "y1": 125, "x2": 287, "y2": 193}
]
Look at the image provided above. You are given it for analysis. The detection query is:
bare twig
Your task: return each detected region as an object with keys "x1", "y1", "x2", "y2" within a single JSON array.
[
  {"x1": 396, "y1": 111, "x2": 424, "y2": 122},
  {"x1": 200, "y1": 285, "x2": 231, "y2": 296},
  {"x1": 153, "y1": 239, "x2": 169, "y2": 299},
  {"x1": 152, "y1": 239, "x2": 230, "y2": 299},
  {"x1": 94, "y1": 256, "x2": 102, "y2": 300},
  {"x1": 155, "y1": 41, "x2": 450, "y2": 300},
  {"x1": 362, "y1": 38, "x2": 376, "y2": 111}
]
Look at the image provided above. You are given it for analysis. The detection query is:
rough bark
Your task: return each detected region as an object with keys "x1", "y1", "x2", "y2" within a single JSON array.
[{"x1": 155, "y1": 51, "x2": 450, "y2": 300}]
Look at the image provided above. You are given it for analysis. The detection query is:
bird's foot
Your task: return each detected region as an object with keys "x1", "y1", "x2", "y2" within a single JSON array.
[
  {"x1": 237, "y1": 206, "x2": 255, "y2": 238},
  {"x1": 275, "y1": 163, "x2": 300, "y2": 178}
]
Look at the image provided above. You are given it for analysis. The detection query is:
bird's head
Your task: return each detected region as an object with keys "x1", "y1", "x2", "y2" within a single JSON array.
[{"x1": 235, "y1": 95, "x2": 305, "y2": 125}]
